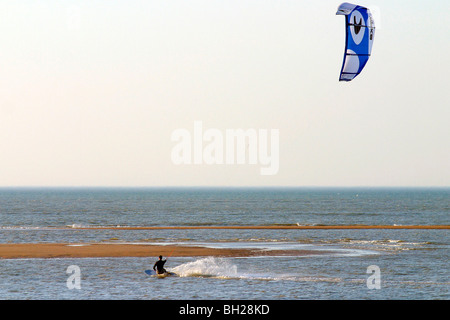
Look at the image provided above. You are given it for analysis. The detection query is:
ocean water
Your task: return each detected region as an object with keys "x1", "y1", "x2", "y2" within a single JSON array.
[{"x1": 0, "y1": 187, "x2": 448, "y2": 300}]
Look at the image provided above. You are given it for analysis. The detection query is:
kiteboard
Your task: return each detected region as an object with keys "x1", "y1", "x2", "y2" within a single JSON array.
[{"x1": 145, "y1": 270, "x2": 177, "y2": 278}]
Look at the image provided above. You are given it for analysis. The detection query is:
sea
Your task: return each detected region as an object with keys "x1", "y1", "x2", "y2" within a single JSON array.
[{"x1": 0, "y1": 187, "x2": 448, "y2": 301}]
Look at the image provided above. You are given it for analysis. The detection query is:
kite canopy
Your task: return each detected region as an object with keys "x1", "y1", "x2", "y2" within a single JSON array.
[{"x1": 337, "y1": 3, "x2": 375, "y2": 81}]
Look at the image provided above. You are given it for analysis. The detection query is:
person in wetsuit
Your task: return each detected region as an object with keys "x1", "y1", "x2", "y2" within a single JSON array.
[{"x1": 153, "y1": 255, "x2": 167, "y2": 274}]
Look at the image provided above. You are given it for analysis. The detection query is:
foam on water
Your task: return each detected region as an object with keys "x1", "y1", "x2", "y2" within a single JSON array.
[
  {"x1": 170, "y1": 257, "x2": 346, "y2": 283},
  {"x1": 171, "y1": 257, "x2": 238, "y2": 278}
]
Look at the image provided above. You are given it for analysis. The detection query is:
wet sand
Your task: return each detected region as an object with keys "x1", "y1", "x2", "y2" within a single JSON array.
[{"x1": 0, "y1": 243, "x2": 331, "y2": 259}]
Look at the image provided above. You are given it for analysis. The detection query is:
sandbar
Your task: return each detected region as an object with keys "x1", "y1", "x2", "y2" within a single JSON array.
[
  {"x1": 2, "y1": 225, "x2": 447, "y2": 259},
  {"x1": 65, "y1": 225, "x2": 449, "y2": 230},
  {"x1": 0, "y1": 243, "x2": 329, "y2": 259}
]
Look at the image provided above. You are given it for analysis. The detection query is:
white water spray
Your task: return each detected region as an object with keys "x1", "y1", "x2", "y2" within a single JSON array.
[{"x1": 171, "y1": 257, "x2": 238, "y2": 278}]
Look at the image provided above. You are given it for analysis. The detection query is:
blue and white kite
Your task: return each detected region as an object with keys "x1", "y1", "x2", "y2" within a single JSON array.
[{"x1": 336, "y1": 3, "x2": 375, "y2": 81}]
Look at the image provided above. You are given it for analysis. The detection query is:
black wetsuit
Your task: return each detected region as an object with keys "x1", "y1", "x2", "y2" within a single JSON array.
[{"x1": 153, "y1": 259, "x2": 167, "y2": 274}]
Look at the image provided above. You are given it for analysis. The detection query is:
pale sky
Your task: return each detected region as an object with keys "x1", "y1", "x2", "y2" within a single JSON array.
[{"x1": 0, "y1": 0, "x2": 449, "y2": 187}]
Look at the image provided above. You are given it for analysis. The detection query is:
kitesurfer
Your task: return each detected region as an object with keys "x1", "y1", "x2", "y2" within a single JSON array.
[{"x1": 153, "y1": 255, "x2": 167, "y2": 274}]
